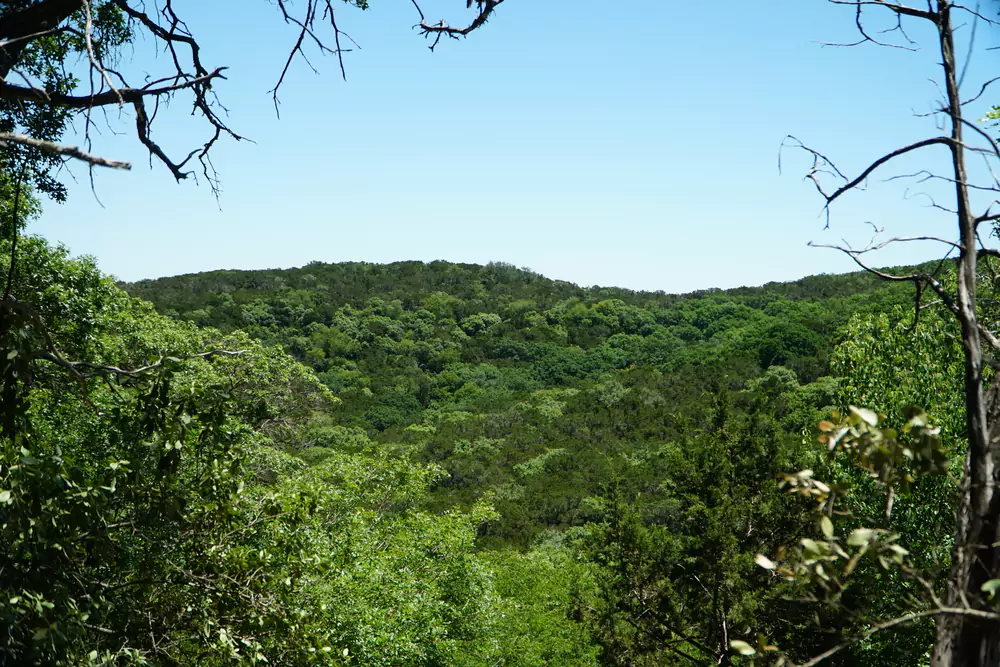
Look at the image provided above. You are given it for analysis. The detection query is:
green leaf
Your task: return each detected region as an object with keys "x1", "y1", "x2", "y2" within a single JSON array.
[
  {"x1": 730, "y1": 640, "x2": 756, "y2": 656},
  {"x1": 821, "y1": 516, "x2": 834, "y2": 539},
  {"x1": 848, "y1": 528, "x2": 875, "y2": 547},
  {"x1": 982, "y1": 579, "x2": 1000, "y2": 599},
  {"x1": 755, "y1": 553, "x2": 776, "y2": 570},
  {"x1": 850, "y1": 406, "x2": 879, "y2": 427},
  {"x1": 800, "y1": 538, "x2": 821, "y2": 557},
  {"x1": 0, "y1": 490, "x2": 10, "y2": 504}
]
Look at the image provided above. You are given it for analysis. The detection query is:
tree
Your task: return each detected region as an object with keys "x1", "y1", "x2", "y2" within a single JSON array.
[
  {"x1": 0, "y1": 0, "x2": 510, "y2": 462},
  {"x1": 2, "y1": 235, "x2": 593, "y2": 666},
  {"x1": 769, "y1": 1, "x2": 1000, "y2": 665},
  {"x1": 0, "y1": 0, "x2": 507, "y2": 188},
  {"x1": 0, "y1": 6, "x2": 520, "y2": 662},
  {"x1": 578, "y1": 374, "x2": 826, "y2": 666}
]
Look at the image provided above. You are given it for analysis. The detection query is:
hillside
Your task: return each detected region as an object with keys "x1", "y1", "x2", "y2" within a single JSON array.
[
  {"x1": 125, "y1": 261, "x2": 917, "y2": 543},
  {"x1": 3, "y1": 242, "x2": 954, "y2": 665},
  {"x1": 120, "y1": 259, "x2": 961, "y2": 664},
  {"x1": 127, "y1": 259, "x2": 911, "y2": 317}
]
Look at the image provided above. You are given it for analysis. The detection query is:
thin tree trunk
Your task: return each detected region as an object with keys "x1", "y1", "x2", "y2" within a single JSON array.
[
  {"x1": 932, "y1": 2, "x2": 1000, "y2": 663},
  {"x1": 933, "y1": 377, "x2": 1000, "y2": 666}
]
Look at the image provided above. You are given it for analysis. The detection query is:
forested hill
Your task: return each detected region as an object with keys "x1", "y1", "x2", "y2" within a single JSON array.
[
  {"x1": 125, "y1": 259, "x2": 917, "y2": 390},
  {"x1": 127, "y1": 259, "x2": 911, "y2": 318},
  {"x1": 124, "y1": 260, "x2": 920, "y2": 539},
  {"x1": 103, "y1": 257, "x2": 960, "y2": 664}
]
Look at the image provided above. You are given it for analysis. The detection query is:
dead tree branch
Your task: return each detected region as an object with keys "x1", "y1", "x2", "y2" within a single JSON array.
[
  {"x1": 792, "y1": 607, "x2": 1000, "y2": 667},
  {"x1": 0, "y1": 0, "x2": 503, "y2": 194},
  {"x1": 413, "y1": 0, "x2": 506, "y2": 50},
  {"x1": 0, "y1": 132, "x2": 130, "y2": 170}
]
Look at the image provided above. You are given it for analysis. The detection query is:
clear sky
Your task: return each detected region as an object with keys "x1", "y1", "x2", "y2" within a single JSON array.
[{"x1": 30, "y1": 0, "x2": 1000, "y2": 293}]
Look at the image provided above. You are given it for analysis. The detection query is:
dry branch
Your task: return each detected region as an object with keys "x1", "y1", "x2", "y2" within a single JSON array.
[
  {"x1": 413, "y1": 0, "x2": 506, "y2": 50},
  {"x1": 793, "y1": 607, "x2": 1000, "y2": 667},
  {"x1": 0, "y1": 0, "x2": 504, "y2": 194},
  {"x1": 0, "y1": 132, "x2": 130, "y2": 170}
]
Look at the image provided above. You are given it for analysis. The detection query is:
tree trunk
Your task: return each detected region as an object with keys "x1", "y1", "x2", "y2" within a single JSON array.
[
  {"x1": 931, "y1": 2, "x2": 1000, "y2": 664},
  {"x1": 932, "y1": 377, "x2": 1000, "y2": 666}
]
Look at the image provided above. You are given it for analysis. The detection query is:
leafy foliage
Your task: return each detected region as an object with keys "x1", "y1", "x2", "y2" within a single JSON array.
[
  {"x1": 126, "y1": 258, "x2": 943, "y2": 665},
  {"x1": 0, "y1": 240, "x2": 601, "y2": 665},
  {"x1": 5, "y1": 238, "x2": 974, "y2": 666}
]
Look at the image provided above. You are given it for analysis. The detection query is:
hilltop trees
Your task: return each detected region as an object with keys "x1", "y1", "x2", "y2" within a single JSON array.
[{"x1": 0, "y1": 236, "x2": 612, "y2": 666}]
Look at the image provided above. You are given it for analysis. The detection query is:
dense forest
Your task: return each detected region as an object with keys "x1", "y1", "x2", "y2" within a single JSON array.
[
  {"x1": 126, "y1": 260, "x2": 919, "y2": 545},
  {"x1": 3, "y1": 0, "x2": 1000, "y2": 664},
  {"x1": 0, "y1": 233, "x2": 974, "y2": 665},
  {"x1": 0, "y1": 236, "x2": 981, "y2": 666},
  {"x1": 104, "y1": 254, "x2": 956, "y2": 665}
]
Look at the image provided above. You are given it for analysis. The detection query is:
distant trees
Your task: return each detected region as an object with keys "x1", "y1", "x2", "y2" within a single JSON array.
[{"x1": 9, "y1": 1, "x2": 1000, "y2": 665}]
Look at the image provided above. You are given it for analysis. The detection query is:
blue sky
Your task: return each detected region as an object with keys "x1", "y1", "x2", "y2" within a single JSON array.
[{"x1": 31, "y1": 0, "x2": 1000, "y2": 292}]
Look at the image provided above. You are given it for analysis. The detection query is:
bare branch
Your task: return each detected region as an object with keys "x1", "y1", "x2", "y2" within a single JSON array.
[
  {"x1": 409, "y1": 0, "x2": 426, "y2": 22},
  {"x1": 811, "y1": 240, "x2": 1000, "y2": 352},
  {"x1": 958, "y1": 115, "x2": 1000, "y2": 160},
  {"x1": 82, "y1": 0, "x2": 122, "y2": 106},
  {"x1": 414, "y1": 0, "x2": 506, "y2": 51},
  {"x1": 846, "y1": 234, "x2": 962, "y2": 252},
  {"x1": 904, "y1": 187, "x2": 958, "y2": 214},
  {"x1": 269, "y1": 0, "x2": 355, "y2": 111},
  {"x1": 0, "y1": 25, "x2": 73, "y2": 49},
  {"x1": 784, "y1": 135, "x2": 956, "y2": 227},
  {"x1": 0, "y1": 0, "x2": 500, "y2": 197},
  {"x1": 0, "y1": 132, "x2": 130, "y2": 170},
  {"x1": 951, "y1": 2, "x2": 1000, "y2": 25},
  {"x1": 885, "y1": 168, "x2": 1000, "y2": 193},
  {"x1": 822, "y1": 137, "x2": 953, "y2": 203},
  {"x1": 808, "y1": 241, "x2": 925, "y2": 281},
  {"x1": 827, "y1": 0, "x2": 937, "y2": 22},
  {"x1": 820, "y1": 1, "x2": 918, "y2": 49},
  {"x1": 794, "y1": 608, "x2": 1000, "y2": 667},
  {"x1": 0, "y1": 68, "x2": 227, "y2": 109},
  {"x1": 36, "y1": 349, "x2": 248, "y2": 379}
]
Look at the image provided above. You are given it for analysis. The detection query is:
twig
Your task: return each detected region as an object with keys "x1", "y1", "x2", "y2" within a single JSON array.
[{"x1": 794, "y1": 607, "x2": 1000, "y2": 667}]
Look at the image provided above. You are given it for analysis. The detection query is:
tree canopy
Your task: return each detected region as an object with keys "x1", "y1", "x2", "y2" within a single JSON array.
[{"x1": 4, "y1": 0, "x2": 1000, "y2": 665}]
